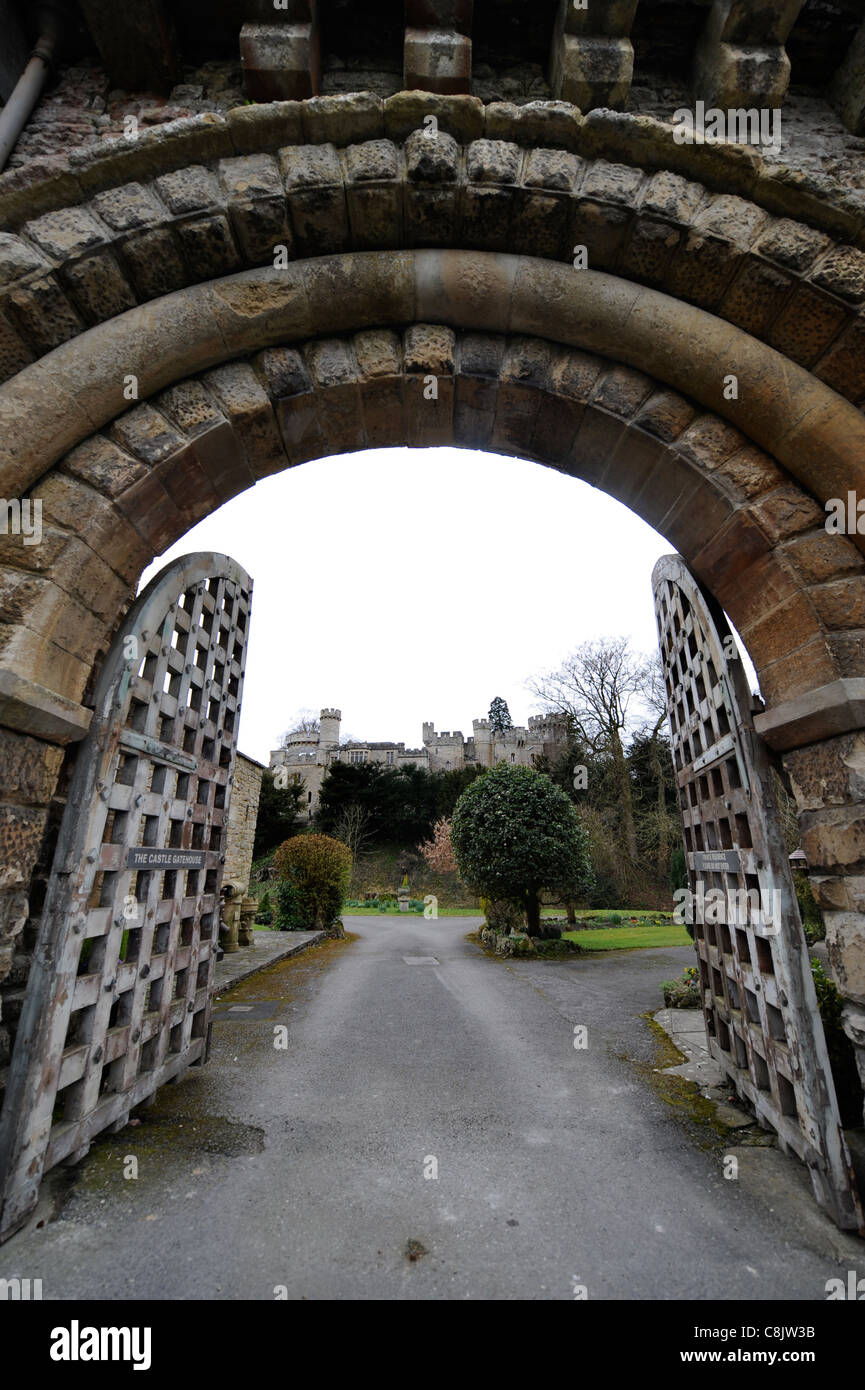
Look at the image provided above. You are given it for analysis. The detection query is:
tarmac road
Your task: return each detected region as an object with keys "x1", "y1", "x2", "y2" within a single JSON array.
[{"x1": 3, "y1": 915, "x2": 862, "y2": 1301}]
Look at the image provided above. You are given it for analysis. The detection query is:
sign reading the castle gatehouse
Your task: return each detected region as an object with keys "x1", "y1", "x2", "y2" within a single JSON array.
[
  {"x1": 693, "y1": 850, "x2": 740, "y2": 873},
  {"x1": 126, "y1": 848, "x2": 207, "y2": 870}
]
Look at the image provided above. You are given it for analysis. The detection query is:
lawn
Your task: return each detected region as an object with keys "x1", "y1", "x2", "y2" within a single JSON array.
[{"x1": 562, "y1": 922, "x2": 692, "y2": 951}]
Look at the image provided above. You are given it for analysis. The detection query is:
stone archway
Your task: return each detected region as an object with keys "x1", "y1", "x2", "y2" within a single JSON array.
[{"x1": 1, "y1": 95, "x2": 864, "y2": 1142}]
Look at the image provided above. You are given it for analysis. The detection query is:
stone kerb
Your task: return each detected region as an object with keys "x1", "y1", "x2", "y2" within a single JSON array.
[{"x1": 0, "y1": 103, "x2": 863, "y2": 410}]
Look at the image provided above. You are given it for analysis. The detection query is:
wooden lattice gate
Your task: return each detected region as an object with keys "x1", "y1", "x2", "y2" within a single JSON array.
[
  {"x1": 0, "y1": 553, "x2": 253, "y2": 1241},
  {"x1": 652, "y1": 555, "x2": 862, "y2": 1231}
]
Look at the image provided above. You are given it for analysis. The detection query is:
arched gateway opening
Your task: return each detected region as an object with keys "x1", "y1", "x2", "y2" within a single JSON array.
[{"x1": 1, "y1": 96, "x2": 865, "y2": 1241}]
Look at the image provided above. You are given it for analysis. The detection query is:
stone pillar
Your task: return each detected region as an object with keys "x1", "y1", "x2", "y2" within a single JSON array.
[
  {"x1": 240, "y1": 0, "x2": 320, "y2": 102},
  {"x1": 830, "y1": 18, "x2": 865, "y2": 136},
  {"x1": 220, "y1": 885, "x2": 241, "y2": 954},
  {"x1": 756, "y1": 685, "x2": 865, "y2": 1114},
  {"x1": 692, "y1": 0, "x2": 805, "y2": 109},
  {"x1": 0, "y1": 728, "x2": 66, "y2": 1097},
  {"x1": 404, "y1": 1, "x2": 473, "y2": 96},
  {"x1": 548, "y1": 0, "x2": 637, "y2": 112},
  {"x1": 239, "y1": 895, "x2": 257, "y2": 947}
]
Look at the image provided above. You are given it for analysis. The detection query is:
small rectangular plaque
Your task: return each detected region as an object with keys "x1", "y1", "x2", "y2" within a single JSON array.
[
  {"x1": 126, "y1": 848, "x2": 207, "y2": 870},
  {"x1": 693, "y1": 850, "x2": 740, "y2": 873}
]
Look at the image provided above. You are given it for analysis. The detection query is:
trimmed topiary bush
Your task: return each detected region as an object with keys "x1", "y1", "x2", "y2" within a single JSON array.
[
  {"x1": 273, "y1": 833, "x2": 352, "y2": 936},
  {"x1": 452, "y1": 764, "x2": 593, "y2": 936}
]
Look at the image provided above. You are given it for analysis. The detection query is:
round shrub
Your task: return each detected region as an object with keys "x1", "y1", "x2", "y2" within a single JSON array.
[
  {"x1": 452, "y1": 763, "x2": 593, "y2": 936},
  {"x1": 273, "y1": 834, "x2": 352, "y2": 934}
]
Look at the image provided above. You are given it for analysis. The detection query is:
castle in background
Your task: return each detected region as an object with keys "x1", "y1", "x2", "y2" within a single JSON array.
[{"x1": 269, "y1": 708, "x2": 571, "y2": 818}]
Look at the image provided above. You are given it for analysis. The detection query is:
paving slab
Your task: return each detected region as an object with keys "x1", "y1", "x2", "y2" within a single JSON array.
[{"x1": 212, "y1": 929, "x2": 324, "y2": 996}]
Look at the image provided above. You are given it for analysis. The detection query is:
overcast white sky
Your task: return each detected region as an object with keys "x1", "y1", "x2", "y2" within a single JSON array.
[{"x1": 138, "y1": 446, "x2": 742, "y2": 766}]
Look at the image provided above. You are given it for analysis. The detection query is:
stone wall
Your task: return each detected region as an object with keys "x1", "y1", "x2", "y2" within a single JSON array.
[{"x1": 223, "y1": 751, "x2": 264, "y2": 891}]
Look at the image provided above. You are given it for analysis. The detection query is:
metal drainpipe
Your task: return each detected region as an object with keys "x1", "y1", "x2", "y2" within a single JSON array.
[{"x1": 0, "y1": 3, "x2": 68, "y2": 174}]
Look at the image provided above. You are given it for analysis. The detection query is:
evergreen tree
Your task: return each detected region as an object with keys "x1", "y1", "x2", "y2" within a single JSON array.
[{"x1": 488, "y1": 696, "x2": 513, "y2": 733}]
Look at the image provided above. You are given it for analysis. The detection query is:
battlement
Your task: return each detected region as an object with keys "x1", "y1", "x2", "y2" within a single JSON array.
[
  {"x1": 528, "y1": 713, "x2": 570, "y2": 734},
  {"x1": 472, "y1": 718, "x2": 491, "y2": 733},
  {"x1": 320, "y1": 707, "x2": 341, "y2": 720},
  {"x1": 423, "y1": 724, "x2": 463, "y2": 744}
]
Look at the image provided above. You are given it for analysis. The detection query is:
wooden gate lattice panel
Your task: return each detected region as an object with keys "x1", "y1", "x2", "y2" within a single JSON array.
[
  {"x1": 652, "y1": 555, "x2": 862, "y2": 1232},
  {"x1": 0, "y1": 554, "x2": 252, "y2": 1241}
]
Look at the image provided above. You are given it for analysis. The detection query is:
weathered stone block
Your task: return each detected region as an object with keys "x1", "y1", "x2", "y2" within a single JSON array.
[
  {"x1": 203, "y1": 361, "x2": 285, "y2": 480},
  {"x1": 384, "y1": 91, "x2": 483, "y2": 143},
  {"x1": 404, "y1": 28, "x2": 472, "y2": 97},
  {"x1": 344, "y1": 140, "x2": 402, "y2": 248},
  {"x1": 0, "y1": 232, "x2": 48, "y2": 286},
  {"x1": 552, "y1": 34, "x2": 633, "y2": 111},
  {"x1": 5, "y1": 275, "x2": 84, "y2": 353},
  {"x1": 484, "y1": 100, "x2": 582, "y2": 149},
  {"x1": 113, "y1": 469, "x2": 186, "y2": 555},
  {"x1": 91, "y1": 182, "x2": 164, "y2": 232},
  {"x1": 784, "y1": 734, "x2": 865, "y2": 812},
  {"x1": 120, "y1": 227, "x2": 189, "y2": 299},
  {"x1": 619, "y1": 216, "x2": 682, "y2": 285},
  {"x1": 720, "y1": 256, "x2": 793, "y2": 336},
  {"x1": 812, "y1": 579, "x2": 865, "y2": 633},
  {"x1": 353, "y1": 329, "x2": 401, "y2": 380},
  {"x1": 279, "y1": 143, "x2": 348, "y2": 254},
  {"x1": 0, "y1": 729, "x2": 64, "y2": 804},
  {"x1": 717, "y1": 443, "x2": 783, "y2": 500},
  {"x1": 0, "y1": 311, "x2": 33, "y2": 382},
  {"x1": 822, "y1": 911, "x2": 865, "y2": 1003},
  {"x1": 155, "y1": 165, "x2": 222, "y2": 216},
  {"x1": 111, "y1": 404, "x2": 187, "y2": 467},
  {"x1": 174, "y1": 214, "x2": 240, "y2": 278},
  {"x1": 24, "y1": 206, "x2": 108, "y2": 260},
  {"x1": 633, "y1": 390, "x2": 696, "y2": 443},
  {"x1": 0, "y1": 804, "x2": 48, "y2": 884},
  {"x1": 751, "y1": 485, "x2": 824, "y2": 544},
  {"x1": 301, "y1": 93, "x2": 384, "y2": 145},
  {"x1": 591, "y1": 364, "x2": 653, "y2": 420},
  {"x1": 767, "y1": 283, "x2": 849, "y2": 368},
  {"x1": 815, "y1": 319, "x2": 865, "y2": 404},
  {"x1": 240, "y1": 23, "x2": 320, "y2": 104},
  {"x1": 60, "y1": 249, "x2": 137, "y2": 325},
  {"x1": 511, "y1": 188, "x2": 572, "y2": 259},
  {"x1": 675, "y1": 415, "x2": 746, "y2": 472},
  {"x1": 781, "y1": 531, "x2": 865, "y2": 586},
  {"x1": 810, "y1": 246, "x2": 865, "y2": 304}
]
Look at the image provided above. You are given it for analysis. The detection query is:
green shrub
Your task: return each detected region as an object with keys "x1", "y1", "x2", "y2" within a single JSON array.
[
  {"x1": 254, "y1": 889, "x2": 273, "y2": 926},
  {"x1": 795, "y1": 869, "x2": 825, "y2": 944},
  {"x1": 273, "y1": 833, "x2": 352, "y2": 933},
  {"x1": 452, "y1": 765, "x2": 593, "y2": 936}
]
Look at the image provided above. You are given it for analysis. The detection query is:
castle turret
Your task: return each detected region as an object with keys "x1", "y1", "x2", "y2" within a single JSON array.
[
  {"x1": 472, "y1": 717, "x2": 494, "y2": 768},
  {"x1": 319, "y1": 708, "x2": 341, "y2": 747}
]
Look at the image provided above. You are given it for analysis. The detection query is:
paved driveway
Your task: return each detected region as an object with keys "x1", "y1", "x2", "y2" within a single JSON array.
[{"x1": 2, "y1": 916, "x2": 862, "y2": 1300}]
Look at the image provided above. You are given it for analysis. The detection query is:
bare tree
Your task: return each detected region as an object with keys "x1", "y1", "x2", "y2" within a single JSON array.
[
  {"x1": 333, "y1": 803, "x2": 373, "y2": 872},
  {"x1": 527, "y1": 638, "x2": 655, "y2": 866},
  {"x1": 279, "y1": 709, "x2": 320, "y2": 746},
  {"x1": 639, "y1": 656, "x2": 675, "y2": 877}
]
